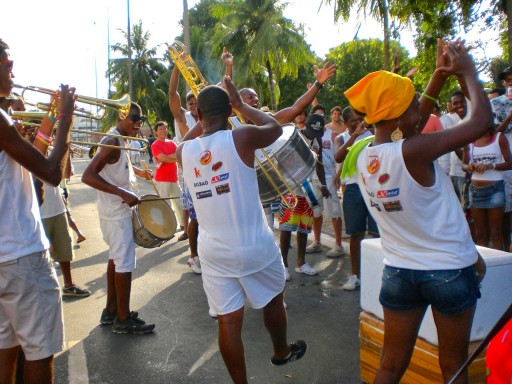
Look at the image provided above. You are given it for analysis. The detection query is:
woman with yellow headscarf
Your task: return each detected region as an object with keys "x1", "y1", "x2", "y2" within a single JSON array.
[{"x1": 337, "y1": 41, "x2": 492, "y2": 384}]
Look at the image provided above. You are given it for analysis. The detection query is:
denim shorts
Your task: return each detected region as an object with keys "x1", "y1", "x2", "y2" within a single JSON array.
[
  {"x1": 342, "y1": 184, "x2": 379, "y2": 235},
  {"x1": 470, "y1": 180, "x2": 505, "y2": 209},
  {"x1": 379, "y1": 264, "x2": 480, "y2": 315}
]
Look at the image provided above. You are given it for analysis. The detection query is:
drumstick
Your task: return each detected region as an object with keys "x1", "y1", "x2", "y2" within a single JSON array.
[
  {"x1": 139, "y1": 196, "x2": 181, "y2": 202},
  {"x1": 142, "y1": 160, "x2": 160, "y2": 197}
]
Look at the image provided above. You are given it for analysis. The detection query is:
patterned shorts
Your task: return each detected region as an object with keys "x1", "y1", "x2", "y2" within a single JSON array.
[{"x1": 278, "y1": 195, "x2": 313, "y2": 234}]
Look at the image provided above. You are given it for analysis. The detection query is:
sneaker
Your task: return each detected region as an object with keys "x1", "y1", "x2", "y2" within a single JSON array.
[
  {"x1": 112, "y1": 312, "x2": 155, "y2": 334},
  {"x1": 271, "y1": 340, "x2": 308, "y2": 366},
  {"x1": 208, "y1": 308, "x2": 218, "y2": 318},
  {"x1": 294, "y1": 263, "x2": 318, "y2": 275},
  {"x1": 100, "y1": 308, "x2": 117, "y2": 325},
  {"x1": 62, "y1": 284, "x2": 91, "y2": 297},
  {"x1": 187, "y1": 256, "x2": 202, "y2": 274},
  {"x1": 284, "y1": 267, "x2": 290, "y2": 281},
  {"x1": 326, "y1": 245, "x2": 345, "y2": 258},
  {"x1": 342, "y1": 275, "x2": 360, "y2": 291},
  {"x1": 305, "y1": 241, "x2": 322, "y2": 253}
]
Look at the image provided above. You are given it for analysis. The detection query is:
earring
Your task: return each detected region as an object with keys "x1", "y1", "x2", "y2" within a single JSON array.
[{"x1": 391, "y1": 127, "x2": 403, "y2": 142}]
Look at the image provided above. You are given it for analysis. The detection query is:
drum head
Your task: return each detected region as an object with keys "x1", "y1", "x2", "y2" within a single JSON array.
[{"x1": 138, "y1": 195, "x2": 177, "y2": 239}]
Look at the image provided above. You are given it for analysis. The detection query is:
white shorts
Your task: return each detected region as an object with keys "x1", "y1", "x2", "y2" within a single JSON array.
[
  {"x1": 155, "y1": 181, "x2": 183, "y2": 227},
  {"x1": 0, "y1": 251, "x2": 64, "y2": 361},
  {"x1": 100, "y1": 216, "x2": 136, "y2": 273},
  {"x1": 321, "y1": 177, "x2": 342, "y2": 220},
  {"x1": 202, "y1": 256, "x2": 285, "y2": 316}
]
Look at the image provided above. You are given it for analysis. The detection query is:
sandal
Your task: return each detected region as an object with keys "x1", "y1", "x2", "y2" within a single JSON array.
[{"x1": 271, "y1": 340, "x2": 307, "y2": 366}]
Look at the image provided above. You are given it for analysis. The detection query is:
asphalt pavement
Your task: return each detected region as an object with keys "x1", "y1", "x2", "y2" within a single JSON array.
[{"x1": 53, "y1": 155, "x2": 362, "y2": 384}]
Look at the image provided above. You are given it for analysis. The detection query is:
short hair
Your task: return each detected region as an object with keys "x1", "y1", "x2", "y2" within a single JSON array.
[
  {"x1": 311, "y1": 104, "x2": 325, "y2": 114},
  {"x1": 186, "y1": 91, "x2": 195, "y2": 102},
  {"x1": 342, "y1": 106, "x2": 354, "y2": 122},
  {"x1": 154, "y1": 121, "x2": 168, "y2": 131},
  {"x1": 330, "y1": 106, "x2": 342, "y2": 114},
  {"x1": 450, "y1": 90, "x2": 465, "y2": 101},
  {"x1": 197, "y1": 85, "x2": 230, "y2": 120},
  {"x1": 130, "y1": 101, "x2": 142, "y2": 112},
  {"x1": 0, "y1": 39, "x2": 9, "y2": 57},
  {"x1": 489, "y1": 88, "x2": 505, "y2": 96}
]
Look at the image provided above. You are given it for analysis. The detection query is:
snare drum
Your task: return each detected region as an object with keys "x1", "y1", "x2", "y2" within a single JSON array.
[
  {"x1": 255, "y1": 124, "x2": 316, "y2": 203},
  {"x1": 132, "y1": 195, "x2": 177, "y2": 248}
]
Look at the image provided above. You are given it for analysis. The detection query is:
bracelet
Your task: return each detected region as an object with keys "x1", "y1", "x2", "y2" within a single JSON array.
[
  {"x1": 422, "y1": 93, "x2": 437, "y2": 103},
  {"x1": 36, "y1": 136, "x2": 50, "y2": 146},
  {"x1": 314, "y1": 80, "x2": 323, "y2": 89},
  {"x1": 36, "y1": 130, "x2": 53, "y2": 144},
  {"x1": 57, "y1": 113, "x2": 73, "y2": 120},
  {"x1": 46, "y1": 114, "x2": 57, "y2": 124}
]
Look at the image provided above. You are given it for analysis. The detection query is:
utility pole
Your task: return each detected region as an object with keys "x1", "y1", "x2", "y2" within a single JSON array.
[
  {"x1": 127, "y1": 0, "x2": 133, "y2": 98},
  {"x1": 183, "y1": 0, "x2": 191, "y2": 93}
]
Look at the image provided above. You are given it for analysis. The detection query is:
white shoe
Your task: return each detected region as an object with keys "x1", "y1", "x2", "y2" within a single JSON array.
[
  {"x1": 187, "y1": 256, "x2": 202, "y2": 274},
  {"x1": 295, "y1": 263, "x2": 318, "y2": 275},
  {"x1": 326, "y1": 245, "x2": 344, "y2": 258},
  {"x1": 208, "y1": 308, "x2": 217, "y2": 318},
  {"x1": 305, "y1": 241, "x2": 322, "y2": 253},
  {"x1": 284, "y1": 267, "x2": 291, "y2": 281},
  {"x1": 342, "y1": 275, "x2": 360, "y2": 291},
  {"x1": 283, "y1": 301, "x2": 287, "y2": 309}
]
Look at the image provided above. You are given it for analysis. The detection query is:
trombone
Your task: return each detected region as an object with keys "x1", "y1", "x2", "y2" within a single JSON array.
[
  {"x1": 169, "y1": 41, "x2": 298, "y2": 208},
  {"x1": 13, "y1": 84, "x2": 131, "y2": 120}
]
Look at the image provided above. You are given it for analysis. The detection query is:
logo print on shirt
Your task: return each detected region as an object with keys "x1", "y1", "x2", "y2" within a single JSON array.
[
  {"x1": 366, "y1": 190, "x2": 375, "y2": 198},
  {"x1": 194, "y1": 181, "x2": 208, "y2": 187},
  {"x1": 378, "y1": 173, "x2": 390, "y2": 184},
  {"x1": 200, "y1": 150, "x2": 212, "y2": 165},
  {"x1": 215, "y1": 183, "x2": 231, "y2": 195},
  {"x1": 196, "y1": 190, "x2": 212, "y2": 199},
  {"x1": 377, "y1": 188, "x2": 400, "y2": 198},
  {"x1": 211, "y1": 173, "x2": 229, "y2": 184},
  {"x1": 194, "y1": 168, "x2": 201, "y2": 178},
  {"x1": 367, "y1": 155, "x2": 380, "y2": 174},
  {"x1": 212, "y1": 161, "x2": 223, "y2": 171},
  {"x1": 383, "y1": 200, "x2": 403, "y2": 212},
  {"x1": 322, "y1": 140, "x2": 331, "y2": 150},
  {"x1": 370, "y1": 200, "x2": 381, "y2": 211}
]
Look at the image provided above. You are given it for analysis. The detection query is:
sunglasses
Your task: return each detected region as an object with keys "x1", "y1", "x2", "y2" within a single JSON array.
[
  {"x1": 129, "y1": 114, "x2": 146, "y2": 123},
  {"x1": 0, "y1": 59, "x2": 13, "y2": 72}
]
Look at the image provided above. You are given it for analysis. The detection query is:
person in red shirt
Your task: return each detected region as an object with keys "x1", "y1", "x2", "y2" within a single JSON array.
[{"x1": 151, "y1": 121, "x2": 183, "y2": 231}]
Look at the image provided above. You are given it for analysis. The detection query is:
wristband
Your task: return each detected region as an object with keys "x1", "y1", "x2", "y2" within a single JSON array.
[
  {"x1": 422, "y1": 93, "x2": 436, "y2": 103},
  {"x1": 46, "y1": 114, "x2": 57, "y2": 124},
  {"x1": 57, "y1": 113, "x2": 73, "y2": 120},
  {"x1": 36, "y1": 135, "x2": 50, "y2": 146},
  {"x1": 36, "y1": 130, "x2": 53, "y2": 144},
  {"x1": 314, "y1": 81, "x2": 323, "y2": 89}
]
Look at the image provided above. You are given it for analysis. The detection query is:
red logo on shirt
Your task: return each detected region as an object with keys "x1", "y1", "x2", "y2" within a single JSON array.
[
  {"x1": 194, "y1": 168, "x2": 201, "y2": 178},
  {"x1": 200, "y1": 150, "x2": 212, "y2": 165},
  {"x1": 367, "y1": 155, "x2": 380, "y2": 174},
  {"x1": 212, "y1": 161, "x2": 223, "y2": 171}
]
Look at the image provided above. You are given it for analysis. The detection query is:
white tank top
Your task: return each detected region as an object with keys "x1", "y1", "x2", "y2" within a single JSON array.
[
  {"x1": 97, "y1": 128, "x2": 133, "y2": 220},
  {"x1": 0, "y1": 110, "x2": 49, "y2": 261},
  {"x1": 470, "y1": 132, "x2": 504, "y2": 182},
  {"x1": 320, "y1": 129, "x2": 337, "y2": 178},
  {"x1": 357, "y1": 140, "x2": 477, "y2": 270},
  {"x1": 182, "y1": 130, "x2": 280, "y2": 277}
]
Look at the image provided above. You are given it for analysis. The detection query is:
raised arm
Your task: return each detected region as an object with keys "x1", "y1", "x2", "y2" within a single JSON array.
[
  {"x1": 273, "y1": 62, "x2": 336, "y2": 124},
  {"x1": 168, "y1": 65, "x2": 190, "y2": 139}
]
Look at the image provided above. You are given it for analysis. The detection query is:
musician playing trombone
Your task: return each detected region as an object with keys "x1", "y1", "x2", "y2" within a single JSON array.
[
  {"x1": 0, "y1": 38, "x2": 75, "y2": 384},
  {"x1": 82, "y1": 102, "x2": 155, "y2": 335}
]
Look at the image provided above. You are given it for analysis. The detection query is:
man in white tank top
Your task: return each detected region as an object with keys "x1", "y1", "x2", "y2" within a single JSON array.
[
  {"x1": 177, "y1": 78, "x2": 308, "y2": 383},
  {"x1": 82, "y1": 102, "x2": 155, "y2": 335},
  {"x1": 0, "y1": 39, "x2": 76, "y2": 384}
]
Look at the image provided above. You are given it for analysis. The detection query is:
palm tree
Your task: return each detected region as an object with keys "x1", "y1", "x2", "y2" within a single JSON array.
[
  {"x1": 210, "y1": 0, "x2": 314, "y2": 110},
  {"x1": 107, "y1": 20, "x2": 167, "y2": 126}
]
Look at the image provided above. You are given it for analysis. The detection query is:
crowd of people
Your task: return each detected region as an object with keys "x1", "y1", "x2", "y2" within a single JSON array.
[{"x1": 1, "y1": 34, "x2": 511, "y2": 384}]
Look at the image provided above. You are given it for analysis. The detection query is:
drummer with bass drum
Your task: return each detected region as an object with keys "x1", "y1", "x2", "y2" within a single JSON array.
[{"x1": 82, "y1": 102, "x2": 156, "y2": 335}]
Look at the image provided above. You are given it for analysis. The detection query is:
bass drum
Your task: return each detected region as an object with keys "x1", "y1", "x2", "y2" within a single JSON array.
[
  {"x1": 132, "y1": 195, "x2": 177, "y2": 248},
  {"x1": 255, "y1": 123, "x2": 316, "y2": 203}
]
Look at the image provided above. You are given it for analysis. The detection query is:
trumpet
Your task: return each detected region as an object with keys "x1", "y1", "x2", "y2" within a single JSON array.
[
  {"x1": 168, "y1": 41, "x2": 298, "y2": 208},
  {"x1": 13, "y1": 84, "x2": 131, "y2": 120},
  {"x1": 9, "y1": 111, "x2": 148, "y2": 153}
]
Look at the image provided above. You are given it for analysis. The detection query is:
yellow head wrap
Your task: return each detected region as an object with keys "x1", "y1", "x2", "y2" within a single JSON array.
[{"x1": 344, "y1": 70, "x2": 416, "y2": 125}]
